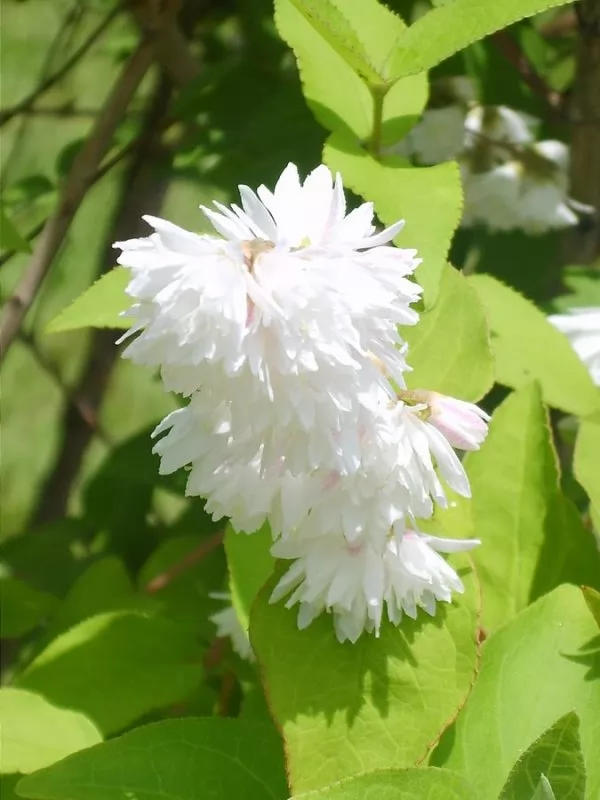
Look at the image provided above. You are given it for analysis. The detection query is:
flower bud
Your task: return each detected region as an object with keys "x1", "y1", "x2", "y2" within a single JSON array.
[{"x1": 405, "y1": 390, "x2": 490, "y2": 450}]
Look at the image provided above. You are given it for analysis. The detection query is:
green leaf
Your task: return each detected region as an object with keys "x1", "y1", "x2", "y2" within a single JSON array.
[
  {"x1": 16, "y1": 611, "x2": 202, "y2": 735},
  {"x1": 442, "y1": 585, "x2": 600, "y2": 800},
  {"x1": 291, "y1": 768, "x2": 478, "y2": 799},
  {"x1": 44, "y1": 557, "x2": 150, "y2": 643},
  {"x1": 469, "y1": 275, "x2": 600, "y2": 417},
  {"x1": 582, "y1": 587, "x2": 600, "y2": 631},
  {"x1": 0, "y1": 208, "x2": 31, "y2": 253},
  {"x1": 274, "y1": 0, "x2": 426, "y2": 143},
  {"x1": 464, "y1": 384, "x2": 600, "y2": 632},
  {"x1": 499, "y1": 713, "x2": 586, "y2": 800},
  {"x1": 46, "y1": 268, "x2": 130, "y2": 334},
  {"x1": 286, "y1": 0, "x2": 382, "y2": 85},
  {"x1": 575, "y1": 419, "x2": 600, "y2": 515},
  {"x1": 404, "y1": 263, "x2": 493, "y2": 401},
  {"x1": 324, "y1": 132, "x2": 462, "y2": 305},
  {"x1": 16, "y1": 717, "x2": 288, "y2": 800},
  {"x1": 0, "y1": 579, "x2": 57, "y2": 639},
  {"x1": 388, "y1": 0, "x2": 570, "y2": 81},
  {"x1": 0, "y1": 688, "x2": 101, "y2": 775},
  {"x1": 225, "y1": 524, "x2": 275, "y2": 632},
  {"x1": 250, "y1": 557, "x2": 479, "y2": 795}
]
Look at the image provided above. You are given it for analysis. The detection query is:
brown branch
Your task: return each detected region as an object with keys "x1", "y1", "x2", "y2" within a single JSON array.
[
  {"x1": 129, "y1": 0, "x2": 200, "y2": 85},
  {"x1": 32, "y1": 73, "x2": 174, "y2": 528},
  {"x1": 564, "y1": 0, "x2": 600, "y2": 263},
  {"x1": 145, "y1": 532, "x2": 225, "y2": 593},
  {"x1": 0, "y1": 4, "x2": 122, "y2": 128},
  {"x1": 0, "y1": 43, "x2": 154, "y2": 364},
  {"x1": 491, "y1": 30, "x2": 563, "y2": 116}
]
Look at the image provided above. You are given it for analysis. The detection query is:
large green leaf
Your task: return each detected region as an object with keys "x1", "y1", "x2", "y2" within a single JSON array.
[
  {"x1": 291, "y1": 768, "x2": 478, "y2": 799},
  {"x1": 17, "y1": 717, "x2": 288, "y2": 800},
  {"x1": 274, "y1": 0, "x2": 426, "y2": 143},
  {"x1": 250, "y1": 559, "x2": 479, "y2": 794},
  {"x1": 324, "y1": 133, "x2": 462, "y2": 305},
  {"x1": 404, "y1": 263, "x2": 493, "y2": 401},
  {"x1": 0, "y1": 688, "x2": 101, "y2": 775},
  {"x1": 464, "y1": 383, "x2": 600, "y2": 631},
  {"x1": 225, "y1": 524, "x2": 275, "y2": 632},
  {"x1": 442, "y1": 585, "x2": 600, "y2": 800},
  {"x1": 15, "y1": 611, "x2": 202, "y2": 735},
  {"x1": 575, "y1": 419, "x2": 600, "y2": 515},
  {"x1": 46, "y1": 268, "x2": 130, "y2": 334},
  {"x1": 499, "y1": 713, "x2": 586, "y2": 800},
  {"x1": 388, "y1": 0, "x2": 570, "y2": 81},
  {"x1": 0, "y1": 579, "x2": 57, "y2": 639},
  {"x1": 469, "y1": 275, "x2": 600, "y2": 417}
]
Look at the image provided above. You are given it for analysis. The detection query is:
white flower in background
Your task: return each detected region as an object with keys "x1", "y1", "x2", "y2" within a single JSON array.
[
  {"x1": 271, "y1": 530, "x2": 479, "y2": 643},
  {"x1": 403, "y1": 390, "x2": 490, "y2": 450},
  {"x1": 464, "y1": 105, "x2": 536, "y2": 160},
  {"x1": 210, "y1": 594, "x2": 254, "y2": 661},
  {"x1": 403, "y1": 105, "x2": 467, "y2": 165},
  {"x1": 549, "y1": 307, "x2": 600, "y2": 385},
  {"x1": 461, "y1": 141, "x2": 579, "y2": 233}
]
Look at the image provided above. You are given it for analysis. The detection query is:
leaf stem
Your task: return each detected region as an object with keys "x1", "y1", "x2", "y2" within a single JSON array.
[{"x1": 369, "y1": 85, "x2": 387, "y2": 159}]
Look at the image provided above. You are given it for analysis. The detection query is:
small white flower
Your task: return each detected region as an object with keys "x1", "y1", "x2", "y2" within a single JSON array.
[
  {"x1": 210, "y1": 594, "x2": 254, "y2": 661},
  {"x1": 271, "y1": 529, "x2": 479, "y2": 643},
  {"x1": 549, "y1": 307, "x2": 600, "y2": 385},
  {"x1": 403, "y1": 390, "x2": 490, "y2": 450},
  {"x1": 404, "y1": 105, "x2": 467, "y2": 165},
  {"x1": 464, "y1": 105, "x2": 536, "y2": 159}
]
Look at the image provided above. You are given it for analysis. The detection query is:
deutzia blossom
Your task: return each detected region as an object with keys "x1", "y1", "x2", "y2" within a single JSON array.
[
  {"x1": 271, "y1": 530, "x2": 479, "y2": 643},
  {"x1": 402, "y1": 105, "x2": 467, "y2": 165},
  {"x1": 116, "y1": 162, "x2": 490, "y2": 641},
  {"x1": 464, "y1": 105, "x2": 535, "y2": 159},
  {"x1": 549, "y1": 307, "x2": 600, "y2": 385}
]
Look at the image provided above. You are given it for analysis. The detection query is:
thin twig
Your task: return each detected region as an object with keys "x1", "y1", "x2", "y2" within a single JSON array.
[
  {"x1": 32, "y1": 73, "x2": 174, "y2": 527},
  {"x1": 0, "y1": 4, "x2": 122, "y2": 128},
  {"x1": 491, "y1": 31, "x2": 563, "y2": 116},
  {"x1": 0, "y1": 42, "x2": 154, "y2": 363},
  {"x1": 17, "y1": 329, "x2": 113, "y2": 445},
  {"x1": 145, "y1": 532, "x2": 225, "y2": 593}
]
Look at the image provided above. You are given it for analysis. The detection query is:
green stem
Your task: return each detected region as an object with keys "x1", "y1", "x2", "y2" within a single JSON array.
[{"x1": 369, "y1": 85, "x2": 386, "y2": 159}]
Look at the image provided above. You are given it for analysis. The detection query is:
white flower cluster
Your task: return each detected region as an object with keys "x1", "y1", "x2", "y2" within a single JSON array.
[
  {"x1": 549, "y1": 307, "x2": 600, "y2": 385},
  {"x1": 115, "y1": 164, "x2": 489, "y2": 643},
  {"x1": 399, "y1": 85, "x2": 584, "y2": 234}
]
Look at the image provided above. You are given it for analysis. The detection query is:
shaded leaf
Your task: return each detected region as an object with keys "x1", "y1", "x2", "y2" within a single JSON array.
[
  {"x1": 574, "y1": 419, "x2": 600, "y2": 515},
  {"x1": 0, "y1": 208, "x2": 31, "y2": 253},
  {"x1": 17, "y1": 718, "x2": 287, "y2": 800},
  {"x1": 16, "y1": 611, "x2": 202, "y2": 735},
  {"x1": 0, "y1": 688, "x2": 101, "y2": 775},
  {"x1": 0, "y1": 579, "x2": 57, "y2": 639}
]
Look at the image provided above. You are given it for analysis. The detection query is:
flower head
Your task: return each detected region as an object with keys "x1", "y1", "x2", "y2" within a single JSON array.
[{"x1": 271, "y1": 529, "x2": 479, "y2": 643}]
